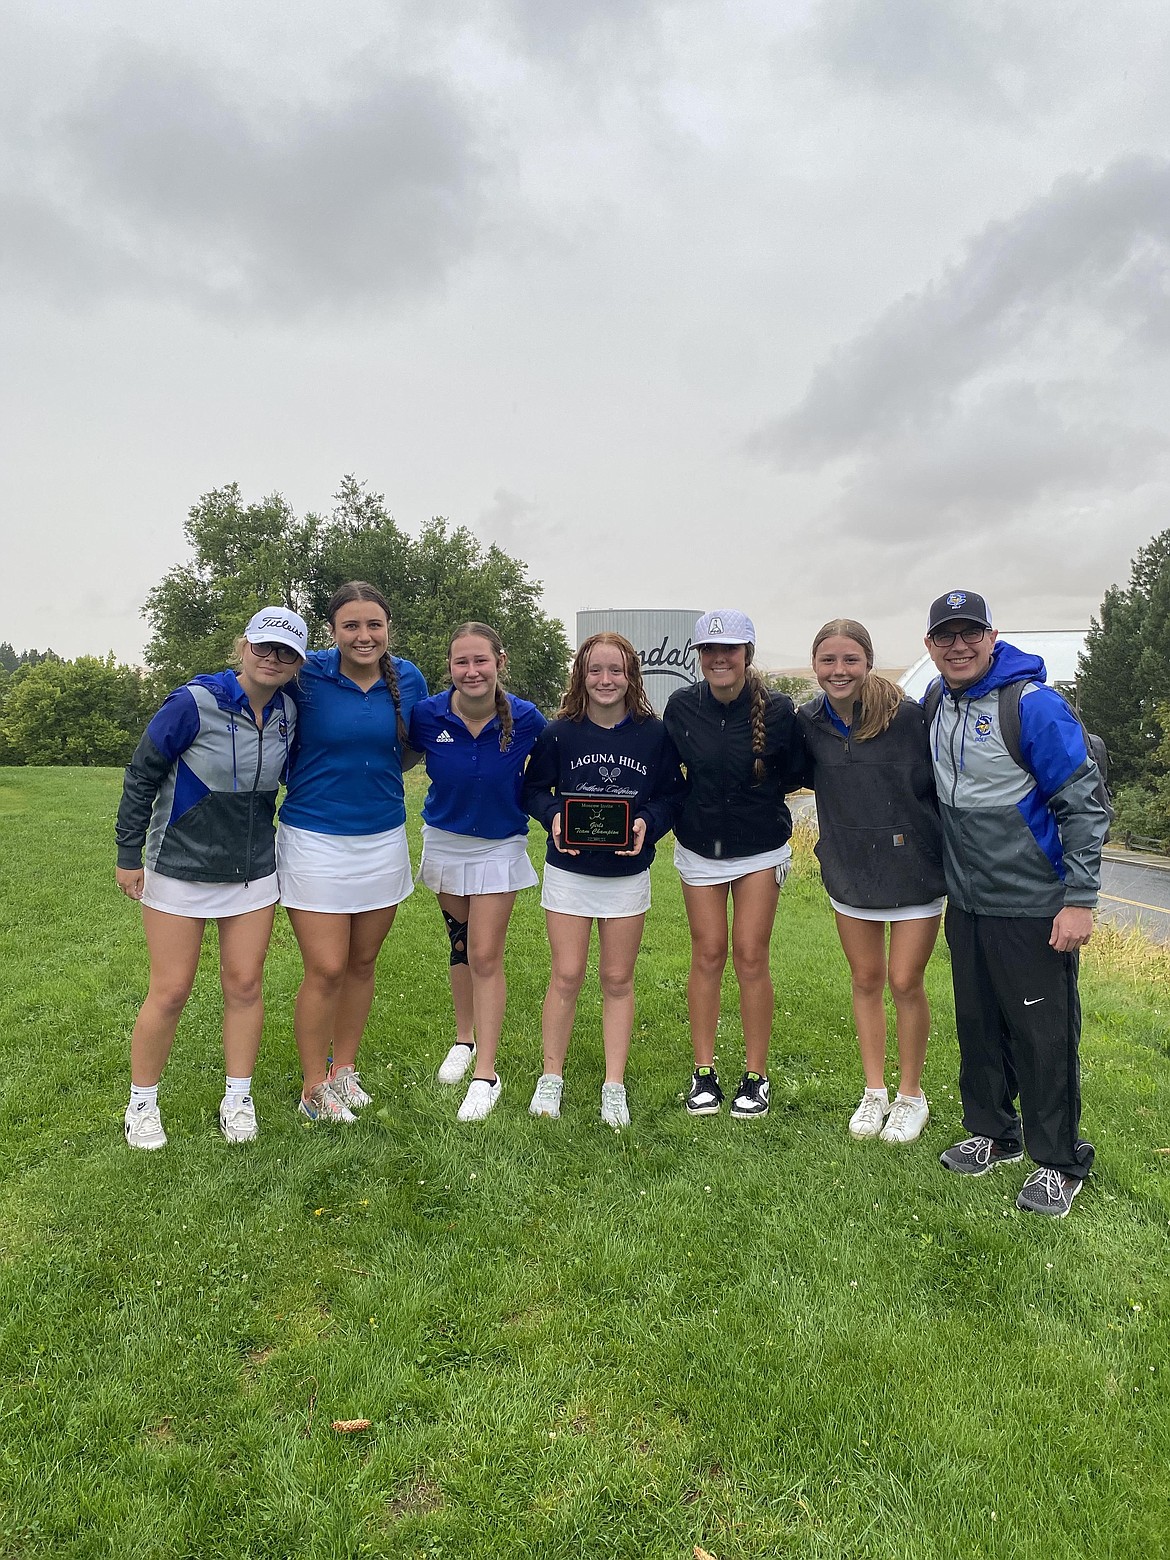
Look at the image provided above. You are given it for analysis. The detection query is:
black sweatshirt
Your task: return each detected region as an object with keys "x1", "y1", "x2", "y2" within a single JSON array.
[
  {"x1": 522, "y1": 713, "x2": 685, "y2": 877},
  {"x1": 662, "y1": 679, "x2": 806, "y2": 860},
  {"x1": 798, "y1": 695, "x2": 945, "y2": 909}
]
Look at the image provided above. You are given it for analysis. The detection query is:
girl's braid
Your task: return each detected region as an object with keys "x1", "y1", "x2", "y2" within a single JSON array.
[
  {"x1": 379, "y1": 650, "x2": 410, "y2": 749},
  {"x1": 748, "y1": 665, "x2": 768, "y2": 784},
  {"x1": 494, "y1": 685, "x2": 514, "y2": 751}
]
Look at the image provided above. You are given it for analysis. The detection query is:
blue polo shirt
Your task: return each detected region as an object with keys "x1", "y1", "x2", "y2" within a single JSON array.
[
  {"x1": 820, "y1": 693, "x2": 852, "y2": 737},
  {"x1": 281, "y1": 649, "x2": 428, "y2": 835},
  {"x1": 409, "y1": 690, "x2": 545, "y2": 839}
]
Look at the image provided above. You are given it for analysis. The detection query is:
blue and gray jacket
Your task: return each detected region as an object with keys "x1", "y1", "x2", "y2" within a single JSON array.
[
  {"x1": 925, "y1": 641, "x2": 1107, "y2": 917},
  {"x1": 115, "y1": 671, "x2": 296, "y2": 883}
]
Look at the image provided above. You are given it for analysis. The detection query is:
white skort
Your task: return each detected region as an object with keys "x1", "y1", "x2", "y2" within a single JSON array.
[
  {"x1": 674, "y1": 840, "x2": 793, "y2": 887},
  {"x1": 541, "y1": 861, "x2": 651, "y2": 918},
  {"x1": 277, "y1": 823, "x2": 414, "y2": 913},
  {"x1": 828, "y1": 895, "x2": 945, "y2": 922},
  {"x1": 141, "y1": 869, "x2": 279, "y2": 919}
]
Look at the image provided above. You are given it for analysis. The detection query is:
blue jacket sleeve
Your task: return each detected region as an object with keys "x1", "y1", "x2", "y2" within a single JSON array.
[
  {"x1": 1018, "y1": 686, "x2": 1107, "y2": 906},
  {"x1": 114, "y1": 688, "x2": 200, "y2": 868}
]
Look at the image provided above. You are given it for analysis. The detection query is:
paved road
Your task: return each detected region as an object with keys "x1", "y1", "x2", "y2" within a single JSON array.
[
  {"x1": 791, "y1": 794, "x2": 1170, "y2": 943},
  {"x1": 1099, "y1": 854, "x2": 1170, "y2": 943}
]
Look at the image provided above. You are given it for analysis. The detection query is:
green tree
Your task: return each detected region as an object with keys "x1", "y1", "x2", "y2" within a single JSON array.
[
  {"x1": 764, "y1": 671, "x2": 813, "y2": 702},
  {"x1": 144, "y1": 478, "x2": 571, "y2": 709},
  {"x1": 143, "y1": 485, "x2": 317, "y2": 687},
  {"x1": 0, "y1": 656, "x2": 160, "y2": 767},
  {"x1": 1079, "y1": 528, "x2": 1170, "y2": 789}
]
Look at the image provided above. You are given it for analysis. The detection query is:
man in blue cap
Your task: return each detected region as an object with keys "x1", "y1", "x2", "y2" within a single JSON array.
[{"x1": 922, "y1": 590, "x2": 1108, "y2": 1217}]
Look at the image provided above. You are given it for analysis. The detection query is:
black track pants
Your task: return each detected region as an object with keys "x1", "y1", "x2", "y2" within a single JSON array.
[{"x1": 944, "y1": 906, "x2": 1093, "y2": 1179}]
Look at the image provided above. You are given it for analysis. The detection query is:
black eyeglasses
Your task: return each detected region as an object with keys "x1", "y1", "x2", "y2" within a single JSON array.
[
  {"x1": 928, "y1": 626, "x2": 987, "y2": 648},
  {"x1": 250, "y1": 641, "x2": 301, "y2": 664}
]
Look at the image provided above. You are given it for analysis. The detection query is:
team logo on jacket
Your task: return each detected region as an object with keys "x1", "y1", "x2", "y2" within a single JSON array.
[
  {"x1": 946, "y1": 591, "x2": 967, "y2": 610},
  {"x1": 973, "y1": 714, "x2": 993, "y2": 739},
  {"x1": 278, "y1": 719, "x2": 288, "y2": 739}
]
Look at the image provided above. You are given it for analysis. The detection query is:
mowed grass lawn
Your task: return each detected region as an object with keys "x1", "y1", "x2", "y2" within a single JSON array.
[{"x1": 0, "y1": 767, "x2": 1167, "y2": 1560}]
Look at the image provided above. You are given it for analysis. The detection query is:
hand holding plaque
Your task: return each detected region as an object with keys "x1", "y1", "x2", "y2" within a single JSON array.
[{"x1": 562, "y1": 795, "x2": 631, "y2": 849}]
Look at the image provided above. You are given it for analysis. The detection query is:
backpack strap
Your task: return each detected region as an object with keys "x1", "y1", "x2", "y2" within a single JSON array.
[
  {"x1": 996, "y1": 681, "x2": 1027, "y2": 770},
  {"x1": 922, "y1": 680, "x2": 944, "y2": 724}
]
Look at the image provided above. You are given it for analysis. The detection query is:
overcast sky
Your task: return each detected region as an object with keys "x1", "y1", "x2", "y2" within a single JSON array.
[{"x1": 3, "y1": 0, "x2": 1170, "y2": 670}]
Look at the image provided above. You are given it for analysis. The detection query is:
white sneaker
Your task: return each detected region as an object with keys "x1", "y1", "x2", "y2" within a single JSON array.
[
  {"x1": 125, "y1": 1100, "x2": 167, "y2": 1151},
  {"x1": 438, "y1": 1042, "x2": 476, "y2": 1084},
  {"x1": 457, "y1": 1076, "x2": 501, "y2": 1121},
  {"x1": 848, "y1": 1088, "x2": 890, "y2": 1140},
  {"x1": 298, "y1": 1082, "x2": 357, "y2": 1124},
  {"x1": 600, "y1": 1082, "x2": 630, "y2": 1129},
  {"x1": 529, "y1": 1073, "x2": 564, "y2": 1119},
  {"x1": 880, "y1": 1093, "x2": 929, "y2": 1144},
  {"x1": 329, "y1": 1066, "x2": 371, "y2": 1110},
  {"x1": 219, "y1": 1094, "x2": 259, "y2": 1144}
]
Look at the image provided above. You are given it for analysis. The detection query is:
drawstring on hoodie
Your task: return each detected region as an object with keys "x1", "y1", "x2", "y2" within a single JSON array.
[{"x1": 931, "y1": 690, "x2": 972, "y2": 785}]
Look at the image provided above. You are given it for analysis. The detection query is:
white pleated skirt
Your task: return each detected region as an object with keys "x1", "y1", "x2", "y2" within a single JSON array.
[
  {"x1": 541, "y1": 861, "x2": 651, "y2": 918},
  {"x1": 277, "y1": 823, "x2": 414, "y2": 913},
  {"x1": 418, "y1": 824, "x2": 539, "y2": 896}
]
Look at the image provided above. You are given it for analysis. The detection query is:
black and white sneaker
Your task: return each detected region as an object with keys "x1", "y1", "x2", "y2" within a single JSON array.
[
  {"x1": 1016, "y1": 1168, "x2": 1085, "y2": 1218},
  {"x1": 685, "y1": 1067, "x2": 724, "y2": 1115},
  {"x1": 939, "y1": 1135, "x2": 1023, "y2": 1176},
  {"x1": 730, "y1": 1072, "x2": 769, "y2": 1119}
]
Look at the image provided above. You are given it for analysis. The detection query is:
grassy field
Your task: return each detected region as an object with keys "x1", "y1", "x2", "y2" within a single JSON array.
[{"x1": 0, "y1": 766, "x2": 1167, "y2": 1560}]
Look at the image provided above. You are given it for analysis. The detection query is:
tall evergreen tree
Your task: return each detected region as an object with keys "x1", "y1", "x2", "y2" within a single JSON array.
[{"x1": 1079, "y1": 528, "x2": 1170, "y2": 789}]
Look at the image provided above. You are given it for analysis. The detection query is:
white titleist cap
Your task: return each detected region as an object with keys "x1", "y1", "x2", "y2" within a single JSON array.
[
  {"x1": 244, "y1": 608, "x2": 309, "y2": 657},
  {"x1": 693, "y1": 609, "x2": 756, "y2": 647}
]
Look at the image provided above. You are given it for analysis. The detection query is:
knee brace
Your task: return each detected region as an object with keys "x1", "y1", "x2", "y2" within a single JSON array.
[{"x1": 442, "y1": 910, "x2": 469, "y2": 967}]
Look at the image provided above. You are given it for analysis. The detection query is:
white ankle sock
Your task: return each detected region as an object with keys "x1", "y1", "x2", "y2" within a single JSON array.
[
  {"x1": 129, "y1": 1084, "x2": 158, "y2": 1111},
  {"x1": 225, "y1": 1074, "x2": 252, "y2": 1103}
]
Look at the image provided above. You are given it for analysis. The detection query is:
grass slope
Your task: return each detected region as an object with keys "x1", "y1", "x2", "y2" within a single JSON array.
[{"x1": 0, "y1": 767, "x2": 1167, "y2": 1560}]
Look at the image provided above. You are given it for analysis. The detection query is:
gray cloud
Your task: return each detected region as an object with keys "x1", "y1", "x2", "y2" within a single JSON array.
[
  {"x1": 0, "y1": 44, "x2": 488, "y2": 314},
  {"x1": 830, "y1": 381, "x2": 1170, "y2": 541},
  {"x1": 750, "y1": 156, "x2": 1170, "y2": 469},
  {"x1": 809, "y1": 0, "x2": 1042, "y2": 108}
]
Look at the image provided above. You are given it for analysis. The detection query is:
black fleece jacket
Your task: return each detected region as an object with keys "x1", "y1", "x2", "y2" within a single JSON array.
[{"x1": 798, "y1": 694, "x2": 945, "y2": 909}]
